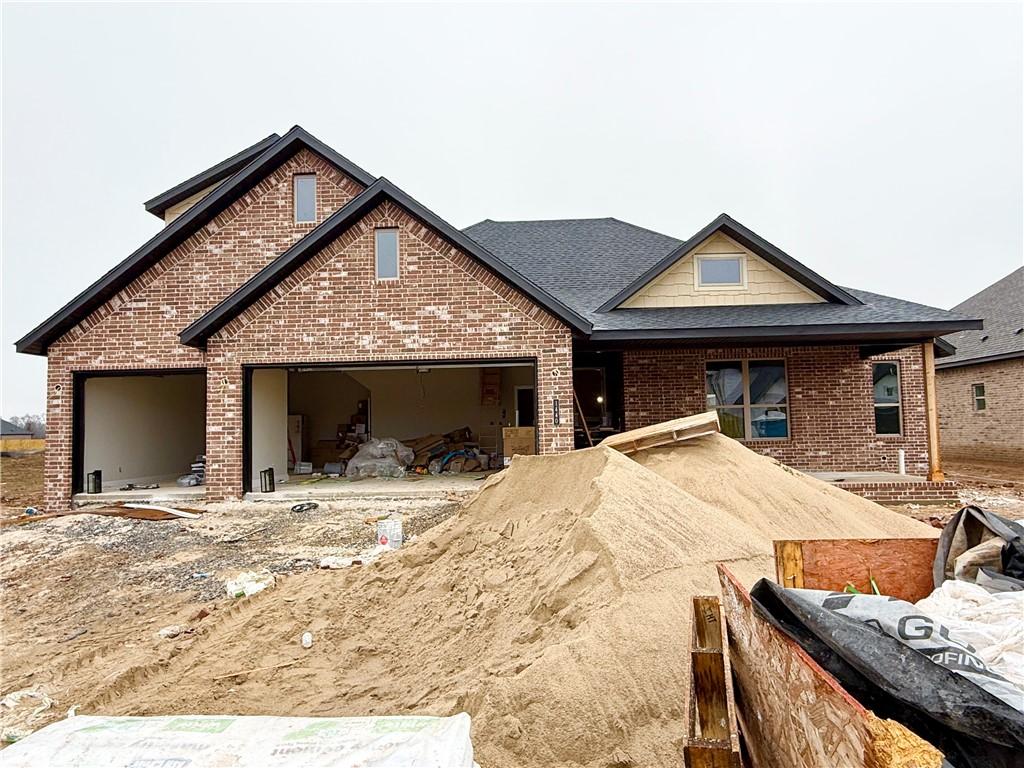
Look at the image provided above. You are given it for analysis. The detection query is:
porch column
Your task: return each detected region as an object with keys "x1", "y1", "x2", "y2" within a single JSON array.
[{"x1": 922, "y1": 341, "x2": 945, "y2": 482}]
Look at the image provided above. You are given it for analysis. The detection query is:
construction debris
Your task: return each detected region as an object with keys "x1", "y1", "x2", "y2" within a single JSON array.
[{"x1": 601, "y1": 409, "x2": 720, "y2": 454}]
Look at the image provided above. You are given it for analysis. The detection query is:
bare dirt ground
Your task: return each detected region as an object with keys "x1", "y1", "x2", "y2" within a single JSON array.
[
  {"x1": 0, "y1": 451, "x2": 465, "y2": 742},
  {"x1": 0, "y1": 450, "x2": 1019, "y2": 747}
]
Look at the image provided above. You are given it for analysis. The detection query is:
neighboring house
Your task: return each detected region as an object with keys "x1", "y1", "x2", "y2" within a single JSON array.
[
  {"x1": 16, "y1": 127, "x2": 980, "y2": 510},
  {"x1": 1, "y1": 419, "x2": 33, "y2": 438},
  {"x1": 937, "y1": 268, "x2": 1024, "y2": 464}
]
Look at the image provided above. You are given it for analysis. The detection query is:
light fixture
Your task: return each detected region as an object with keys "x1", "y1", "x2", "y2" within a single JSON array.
[{"x1": 596, "y1": 396, "x2": 604, "y2": 404}]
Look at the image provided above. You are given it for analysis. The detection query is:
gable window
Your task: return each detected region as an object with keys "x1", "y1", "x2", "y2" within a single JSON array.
[
  {"x1": 706, "y1": 359, "x2": 788, "y2": 439},
  {"x1": 294, "y1": 174, "x2": 316, "y2": 223},
  {"x1": 872, "y1": 362, "x2": 901, "y2": 434},
  {"x1": 374, "y1": 228, "x2": 399, "y2": 280},
  {"x1": 972, "y1": 383, "x2": 987, "y2": 411},
  {"x1": 697, "y1": 255, "x2": 744, "y2": 288}
]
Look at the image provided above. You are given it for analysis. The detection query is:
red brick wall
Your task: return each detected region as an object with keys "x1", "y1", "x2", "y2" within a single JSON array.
[
  {"x1": 623, "y1": 345, "x2": 930, "y2": 474},
  {"x1": 937, "y1": 358, "x2": 1024, "y2": 463},
  {"x1": 205, "y1": 201, "x2": 573, "y2": 499},
  {"x1": 42, "y1": 156, "x2": 572, "y2": 510}
]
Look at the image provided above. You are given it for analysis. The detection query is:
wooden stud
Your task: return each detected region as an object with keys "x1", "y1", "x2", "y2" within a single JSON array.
[
  {"x1": 692, "y1": 595, "x2": 724, "y2": 650},
  {"x1": 684, "y1": 743, "x2": 738, "y2": 768},
  {"x1": 692, "y1": 649, "x2": 729, "y2": 740},
  {"x1": 774, "y1": 540, "x2": 804, "y2": 589}
]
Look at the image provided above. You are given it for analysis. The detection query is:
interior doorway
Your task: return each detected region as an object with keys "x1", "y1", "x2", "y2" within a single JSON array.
[{"x1": 515, "y1": 386, "x2": 536, "y2": 427}]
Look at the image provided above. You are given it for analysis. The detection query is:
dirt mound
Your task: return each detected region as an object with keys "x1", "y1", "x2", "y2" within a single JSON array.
[
  {"x1": 632, "y1": 432, "x2": 931, "y2": 539},
  {"x1": 88, "y1": 439, "x2": 933, "y2": 767}
]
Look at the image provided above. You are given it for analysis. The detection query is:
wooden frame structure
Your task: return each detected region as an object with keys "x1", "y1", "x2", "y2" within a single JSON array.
[
  {"x1": 683, "y1": 596, "x2": 742, "y2": 767},
  {"x1": 773, "y1": 537, "x2": 938, "y2": 603},
  {"x1": 602, "y1": 410, "x2": 720, "y2": 455}
]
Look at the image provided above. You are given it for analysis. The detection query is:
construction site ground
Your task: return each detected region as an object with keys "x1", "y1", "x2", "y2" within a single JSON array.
[{"x1": 0, "y1": 447, "x2": 1021, "y2": 761}]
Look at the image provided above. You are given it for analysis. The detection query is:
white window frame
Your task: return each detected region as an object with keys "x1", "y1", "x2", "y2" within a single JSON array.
[
  {"x1": 972, "y1": 383, "x2": 987, "y2": 411},
  {"x1": 872, "y1": 360, "x2": 902, "y2": 436},
  {"x1": 694, "y1": 254, "x2": 747, "y2": 290},
  {"x1": 293, "y1": 174, "x2": 317, "y2": 224},
  {"x1": 705, "y1": 358, "x2": 789, "y2": 441},
  {"x1": 374, "y1": 227, "x2": 400, "y2": 281}
]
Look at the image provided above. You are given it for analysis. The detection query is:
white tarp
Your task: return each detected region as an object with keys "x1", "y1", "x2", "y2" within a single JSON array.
[{"x1": 1, "y1": 712, "x2": 477, "y2": 767}]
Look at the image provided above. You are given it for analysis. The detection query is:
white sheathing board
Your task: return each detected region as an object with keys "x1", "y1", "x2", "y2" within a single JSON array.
[
  {"x1": 163, "y1": 183, "x2": 219, "y2": 224},
  {"x1": 621, "y1": 232, "x2": 825, "y2": 308},
  {"x1": 250, "y1": 368, "x2": 289, "y2": 488},
  {"x1": 82, "y1": 373, "x2": 205, "y2": 487}
]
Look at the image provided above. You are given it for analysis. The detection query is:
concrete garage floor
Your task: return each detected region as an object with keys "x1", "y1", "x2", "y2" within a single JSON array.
[{"x1": 246, "y1": 471, "x2": 497, "y2": 501}]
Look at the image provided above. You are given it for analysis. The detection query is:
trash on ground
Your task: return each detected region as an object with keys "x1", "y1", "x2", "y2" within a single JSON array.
[{"x1": 225, "y1": 571, "x2": 276, "y2": 599}]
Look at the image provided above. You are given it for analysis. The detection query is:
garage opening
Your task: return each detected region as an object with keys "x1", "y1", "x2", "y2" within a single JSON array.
[
  {"x1": 245, "y1": 361, "x2": 536, "y2": 492},
  {"x1": 75, "y1": 370, "x2": 206, "y2": 493}
]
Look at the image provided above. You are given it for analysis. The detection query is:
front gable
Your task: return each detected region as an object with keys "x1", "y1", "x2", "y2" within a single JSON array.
[
  {"x1": 50, "y1": 148, "x2": 365, "y2": 367},
  {"x1": 211, "y1": 201, "x2": 569, "y2": 359},
  {"x1": 621, "y1": 232, "x2": 825, "y2": 308}
]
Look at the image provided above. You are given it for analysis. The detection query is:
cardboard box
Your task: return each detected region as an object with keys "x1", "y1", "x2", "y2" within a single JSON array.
[{"x1": 502, "y1": 427, "x2": 536, "y2": 458}]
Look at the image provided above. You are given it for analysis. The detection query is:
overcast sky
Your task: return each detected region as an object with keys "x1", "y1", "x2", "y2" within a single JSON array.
[{"x1": 2, "y1": 2, "x2": 1021, "y2": 416}]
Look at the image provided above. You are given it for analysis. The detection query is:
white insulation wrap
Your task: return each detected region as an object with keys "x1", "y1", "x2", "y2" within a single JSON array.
[{"x1": 2, "y1": 713, "x2": 478, "y2": 768}]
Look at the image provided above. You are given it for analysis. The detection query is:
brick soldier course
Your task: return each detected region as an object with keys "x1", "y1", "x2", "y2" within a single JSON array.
[{"x1": 17, "y1": 127, "x2": 981, "y2": 511}]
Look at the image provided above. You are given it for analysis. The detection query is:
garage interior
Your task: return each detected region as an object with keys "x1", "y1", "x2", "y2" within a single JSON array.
[
  {"x1": 77, "y1": 371, "x2": 206, "y2": 494},
  {"x1": 247, "y1": 361, "x2": 536, "y2": 492}
]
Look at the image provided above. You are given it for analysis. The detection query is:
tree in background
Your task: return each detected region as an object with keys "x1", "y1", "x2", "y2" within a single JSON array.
[{"x1": 7, "y1": 414, "x2": 45, "y2": 438}]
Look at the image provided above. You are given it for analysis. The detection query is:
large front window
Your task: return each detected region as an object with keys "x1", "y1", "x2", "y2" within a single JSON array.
[{"x1": 706, "y1": 360, "x2": 788, "y2": 439}]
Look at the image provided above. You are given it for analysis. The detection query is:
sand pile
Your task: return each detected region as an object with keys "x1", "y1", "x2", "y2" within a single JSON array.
[{"x1": 91, "y1": 437, "x2": 934, "y2": 768}]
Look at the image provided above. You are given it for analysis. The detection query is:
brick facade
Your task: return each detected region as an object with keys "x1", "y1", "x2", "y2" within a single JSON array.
[
  {"x1": 43, "y1": 150, "x2": 572, "y2": 511},
  {"x1": 623, "y1": 344, "x2": 930, "y2": 474},
  {"x1": 937, "y1": 358, "x2": 1024, "y2": 464}
]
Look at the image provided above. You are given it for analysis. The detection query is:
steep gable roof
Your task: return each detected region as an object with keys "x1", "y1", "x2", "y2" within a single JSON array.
[
  {"x1": 143, "y1": 133, "x2": 281, "y2": 218},
  {"x1": 15, "y1": 126, "x2": 376, "y2": 355},
  {"x1": 938, "y1": 267, "x2": 1023, "y2": 368},
  {"x1": 597, "y1": 213, "x2": 861, "y2": 311},
  {"x1": 179, "y1": 179, "x2": 593, "y2": 347}
]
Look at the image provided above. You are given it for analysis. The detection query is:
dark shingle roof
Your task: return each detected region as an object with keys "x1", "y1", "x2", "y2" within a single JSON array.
[
  {"x1": 465, "y1": 218, "x2": 981, "y2": 341},
  {"x1": 938, "y1": 267, "x2": 1024, "y2": 368},
  {"x1": 1, "y1": 418, "x2": 32, "y2": 436}
]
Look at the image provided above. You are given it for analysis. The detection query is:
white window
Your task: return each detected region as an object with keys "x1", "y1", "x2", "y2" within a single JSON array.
[
  {"x1": 696, "y1": 255, "x2": 745, "y2": 288},
  {"x1": 705, "y1": 359, "x2": 789, "y2": 439},
  {"x1": 375, "y1": 228, "x2": 399, "y2": 280},
  {"x1": 294, "y1": 175, "x2": 316, "y2": 223},
  {"x1": 972, "y1": 383, "x2": 987, "y2": 411},
  {"x1": 872, "y1": 362, "x2": 901, "y2": 434}
]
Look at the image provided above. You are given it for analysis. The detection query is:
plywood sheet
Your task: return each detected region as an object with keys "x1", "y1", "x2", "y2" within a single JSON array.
[
  {"x1": 717, "y1": 565, "x2": 941, "y2": 768},
  {"x1": 773, "y1": 539, "x2": 938, "y2": 603}
]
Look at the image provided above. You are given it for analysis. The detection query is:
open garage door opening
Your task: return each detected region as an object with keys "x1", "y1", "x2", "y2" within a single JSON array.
[
  {"x1": 245, "y1": 360, "x2": 536, "y2": 493},
  {"x1": 74, "y1": 370, "x2": 207, "y2": 495}
]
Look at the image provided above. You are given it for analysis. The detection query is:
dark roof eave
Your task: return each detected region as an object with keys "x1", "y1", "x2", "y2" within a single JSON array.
[
  {"x1": 15, "y1": 127, "x2": 376, "y2": 356},
  {"x1": 935, "y1": 349, "x2": 1024, "y2": 370},
  {"x1": 143, "y1": 133, "x2": 281, "y2": 217},
  {"x1": 586, "y1": 318, "x2": 983, "y2": 344},
  {"x1": 179, "y1": 178, "x2": 592, "y2": 347},
  {"x1": 597, "y1": 213, "x2": 863, "y2": 311}
]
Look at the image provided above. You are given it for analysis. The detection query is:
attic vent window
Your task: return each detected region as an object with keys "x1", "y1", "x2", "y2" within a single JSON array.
[
  {"x1": 294, "y1": 174, "x2": 316, "y2": 223},
  {"x1": 697, "y1": 255, "x2": 745, "y2": 288}
]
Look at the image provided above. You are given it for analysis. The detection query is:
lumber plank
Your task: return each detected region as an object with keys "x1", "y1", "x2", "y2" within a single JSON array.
[
  {"x1": 773, "y1": 540, "x2": 805, "y2": 589},
  {"x1": 692, "y1": 650, "x2": 729, "y2": 740},
  {"x1": 602, "y1": 411, "x2": 720, "y2": 455},
  {"x1": 692, "y1": 595, "x2": 724, "y2": 651}
]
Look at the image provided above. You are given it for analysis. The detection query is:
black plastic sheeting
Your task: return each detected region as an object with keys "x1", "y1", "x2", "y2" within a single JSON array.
[{"x1": 749, "y1": 579, "x2": 1024, "y2": 768}]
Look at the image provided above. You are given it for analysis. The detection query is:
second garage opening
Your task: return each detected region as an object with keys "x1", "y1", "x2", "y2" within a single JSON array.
[{"x1": 246, "y1": 360, "x2": 536, "y2": 491}]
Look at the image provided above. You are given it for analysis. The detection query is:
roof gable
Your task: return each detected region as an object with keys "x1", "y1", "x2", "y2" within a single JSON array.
[
  {"x1": 938, "y1": 266, "x2": 1023, "y2": 368},
  {"x1": 179, "y1": 179, "x2": 592, "y2": 347},
  {"x1": 15, "y1": 127, "x2": 376, "y2": 355},
  {"x1": 598, "y1": 213, "x2": 861, "y2": 311}
]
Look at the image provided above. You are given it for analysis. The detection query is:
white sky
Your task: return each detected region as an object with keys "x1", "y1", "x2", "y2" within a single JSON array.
[{"x1": 2, "y1": 2, "x2": 1022, "y2": 416}]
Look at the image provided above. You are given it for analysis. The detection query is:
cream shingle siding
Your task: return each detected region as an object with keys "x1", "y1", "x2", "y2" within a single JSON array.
[{"x1": 621, "y1": 232, "x2": 825, "y2": 308}]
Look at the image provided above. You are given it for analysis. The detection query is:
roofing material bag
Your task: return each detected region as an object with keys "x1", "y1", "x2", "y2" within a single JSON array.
[
  {"x1": 934, "y1": 506, "x2": 1024, "y2": 590},
  {"x1": 1, "y1": 713, "x2": 478, "y2": 768},
  {"x1": 750, "y1": 579, "x2": 1024, "y2": 768}
]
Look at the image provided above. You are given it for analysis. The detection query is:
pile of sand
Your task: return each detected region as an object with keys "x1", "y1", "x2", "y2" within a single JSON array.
[{"x1": 90, "y1": 436, "x2": 935, "y2": 768}]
